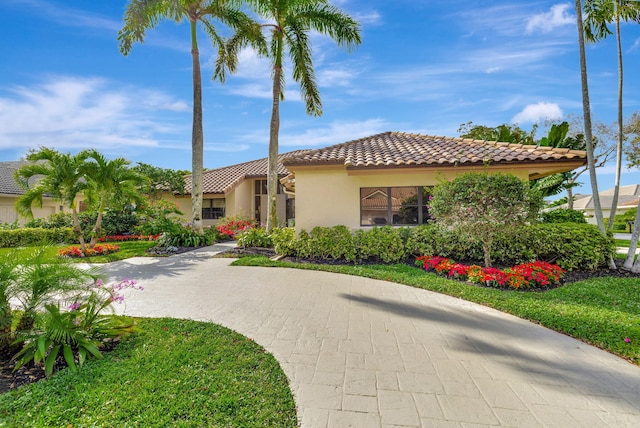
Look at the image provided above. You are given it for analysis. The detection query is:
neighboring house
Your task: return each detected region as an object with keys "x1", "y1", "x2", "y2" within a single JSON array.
[
  {"x1": 170, "y1": 151, "x2": 310, "y2": 227},
  {"x1": 565, "y1": 184, "x2": 640, "y2": 225},
  {"x1": 281, "y1": 132, "x2": 587, "y2": 231},
  {"x1": 0, "y1": 161, "x2": 66, "y2": 225}
]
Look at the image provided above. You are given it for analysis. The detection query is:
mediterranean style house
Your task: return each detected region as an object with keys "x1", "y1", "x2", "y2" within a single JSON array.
[
  {"x1": 170, "y1": 132, "x2": 587, "y2": 231},
  {"x1": 0, "y1": 161, "x2": 69, "y2": 225}
]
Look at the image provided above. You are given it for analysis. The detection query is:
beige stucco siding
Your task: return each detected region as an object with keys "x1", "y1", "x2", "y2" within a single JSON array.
[
  {"x1": 293, "y1": 166, "x2": 530, "y2": 231},
  {"x1": 0, "y1": 195, "x2": 65, "y2": 226}
]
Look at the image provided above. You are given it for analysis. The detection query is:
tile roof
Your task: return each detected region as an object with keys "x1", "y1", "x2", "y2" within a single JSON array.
[
  {"x1": 0, "y1": 161, "x2": 29, "y2": 195},
  {"x1": 282, "y1": 132, "x2": 587, "y2": 169},
  {"x1": 185, "y1": 150, "x2": 311, "y2": 195}
]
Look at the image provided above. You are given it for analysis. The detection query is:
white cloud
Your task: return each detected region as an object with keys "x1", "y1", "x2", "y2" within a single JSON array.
[
  {"x1": 6, "y1": 0, "x2": 120, "y2": 31},
  {"x1": 512, "y1": 102, "x2": 564, "y2": 124},
  {"x1": 353, "y1": 11, "x2": 382, "y2": 25},
  {"x1": 318, "y1": 67, "x2": 358, "y2": 87},
  {"x1": 628, "y1": 37, "x2": 640, "y2": 53},
  {"x1": 526, "y1": 4, "x2": 574, "y2": 34},
  {"x1": 280, "y1": 119, "x2": 390, "y2": 147},
  {"x1": 0, "y1": 76, "x2": 189, "y2": 151}
]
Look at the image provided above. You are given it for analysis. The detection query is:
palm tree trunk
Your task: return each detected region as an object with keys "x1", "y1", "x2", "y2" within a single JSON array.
[
  {"x1": 575, "y1": 0, "x2": 616, "y2": 269},
  {"x1": 190, "y1": 18, "x2": 204, "y2": 235},
  {"x1": 89, "y1": 196, "x2": 106, "y2": 248},
  {"x1": 608, "y1": 10, "x2": 624, "y2": 228},
  {"x1": 567, "y1": 185, "x2": 574, "y2": 210},
  {"x1": 267, "y1": 35, "x2": 283, "y2": 232},
  {"x1": 623, "y1": 199, "x2": 640, "y2": 270},
  {"x1": 71, "y1": 207, "x2": 86, "y2": 252}
]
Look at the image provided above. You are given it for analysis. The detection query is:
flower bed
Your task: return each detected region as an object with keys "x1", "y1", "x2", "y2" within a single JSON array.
[
  {"x1": 217, "y1": 219, "x2": 254, "y2": 239},
  {"x1": 416, "y1": 256, "x2": 564, "y2": 290},
  {"x1": 98, "y1": 234, "x2": 160, "y2": 242},
  {"x1": 58, "y1": 244, "x2": 121, "y2": 258}
]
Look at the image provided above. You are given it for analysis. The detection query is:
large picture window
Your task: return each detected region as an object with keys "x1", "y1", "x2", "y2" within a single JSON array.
[
  {"x1": 360, "y1": 186, "x2": 432, "y2": 226},
  {"x1": 202, "y1": 198, "x2": 225, "y2": 220}
]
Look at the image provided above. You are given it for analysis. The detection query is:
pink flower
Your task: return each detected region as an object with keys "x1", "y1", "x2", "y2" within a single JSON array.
[{"x1": 624, "y1": 337, "x2": 631, "y2": 343}]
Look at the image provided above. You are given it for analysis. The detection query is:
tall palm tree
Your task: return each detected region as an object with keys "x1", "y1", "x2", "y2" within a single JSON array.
[
  {"x1": 244, "y1": 0, "x2": 361, "y2": 231},
  {"x1": 584, "y1": 0, "x2": 640, "y2": 228},
  {"x1": 574, "y1": 0, "x2": 617, "y2": 269},
  {"x1": 119, "y1": 0, "x2": 263, "y2": 234},
  {"x1": 14, "y1": 148, "x2": 89, "y2": 251},
  {"x1": 80, "y1": 149, "x2": 145, "y2": 247}
]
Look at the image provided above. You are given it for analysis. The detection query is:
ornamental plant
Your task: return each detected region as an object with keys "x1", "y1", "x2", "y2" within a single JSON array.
[
  {"x1": 58, "y1": 244, "x2": 121, "y2": 258},
  {"x1": 216, "y1": 215, "x2": 255, "y2": 240},
  {"x1": 12, "y1": 277, "x2": 142, "y2": 376},
  {"x1": 429, "y1": 172, "x2": 543, "y2": 267},
  {"x1": 98, "y1": 234, "x2": 160, "y2": 242},
  {"x1": 416, "y1": 255, "x2": 564, "y2": 290}
]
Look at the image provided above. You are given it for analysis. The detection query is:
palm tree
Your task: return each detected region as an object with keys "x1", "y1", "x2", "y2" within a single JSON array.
[
  {"x1": 584, "y1": 0, "x2": 640, "y2": 228},
  {"x1": 574, "y1": 0, "x2": 617, "y2": 269},
  {"x1": 244, "y1": 0, "x2": 361, "y2": 231},
  {"x1": 14, "y1": 148, "x2": 89, "y2": 251},
  {"x1": 119, "y1": 0, "x2": 263, "y2": 234},
  {"x1": 80, "y1": 149, "x2": 145, "y2": 247}
]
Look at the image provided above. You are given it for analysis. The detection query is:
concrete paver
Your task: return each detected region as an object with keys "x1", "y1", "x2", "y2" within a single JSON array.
[{"x1": 101, "y1": 244, "x2": 640, "y2": 427}]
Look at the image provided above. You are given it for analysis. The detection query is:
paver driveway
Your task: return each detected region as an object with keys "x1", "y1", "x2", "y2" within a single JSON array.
[{"x1": 102, "y1": 244, "x2": 640, "y2": 427}]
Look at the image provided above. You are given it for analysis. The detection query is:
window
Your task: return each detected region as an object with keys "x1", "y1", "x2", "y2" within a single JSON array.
[
  {"x1": 254, "y1": 179, "x2": 282, "y2": 195},
  {"x1": 202, "y1": 198, "x2": 225, "y2": 220},
  {"x1": 360, "y1": 186, "x2": 432, "y2": 226}
]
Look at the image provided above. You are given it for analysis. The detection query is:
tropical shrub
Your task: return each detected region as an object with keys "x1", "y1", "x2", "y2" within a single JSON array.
[
  {"x1": 540, "y1": 208, "x2": 587, "y2": 223},
  {"x1": 237, "y1": 227, "x2": 272, "y2": 248},
  {"x1": 98, "y1": 234, "x2": 160, "y2": 242},
  {"x1": 354, "y1": 226, "x2": 408, "y2": 263},
  {"x1": 0, "y1": 227, "x2": 75, "y2": 248},
  {"x1": 270, "y1": 227, "x2": 296, "y2": 256},
  {"x1": 58, "y1": 244, "x2": 121, "y2": 258},
  {"x1": 135, "y1": 199, "x2": 184, "y2": 235},
  {"x1": 157, "y1": 224, "x2": 213, "y2": 248},
  {"x1": 0, "y1": 221, "x2": 19, "y2": 230},
  {"x1": 12, "y1": 277, "x2": 141, "y2": 376},
  {"x1": 216, "y1": 215, "x2": 254, "y2": 240},
  {"x1": 429, "y1": 172, "x2": 543, "y2": 267},
  {"x1": 416, "y1": 255, "x2": 564, "y2": 290}
]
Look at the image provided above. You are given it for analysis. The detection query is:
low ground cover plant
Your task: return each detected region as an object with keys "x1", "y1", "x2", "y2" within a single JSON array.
[
  {"x1": 416, "y1": 256, "x2": 564, "y2": 290},
  {"x1": 58, "y1": 244, "x2": 121, "y2": 258},
  {"x1": 97, "y1": 234, "x2": 160, "y2": 242}
]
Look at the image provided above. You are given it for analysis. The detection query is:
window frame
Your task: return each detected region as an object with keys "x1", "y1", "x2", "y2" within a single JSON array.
[{"x1": 359, "y1": 186, "x2": 431, "y2": 227}]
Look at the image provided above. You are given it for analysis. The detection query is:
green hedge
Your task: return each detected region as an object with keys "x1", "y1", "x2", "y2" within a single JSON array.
[
  {"x1": 271, "y1": 223, "x2": 614, "y2": 271},
  {"x1": 0, "y1": 227, "x2": 75, "y2": 248}
]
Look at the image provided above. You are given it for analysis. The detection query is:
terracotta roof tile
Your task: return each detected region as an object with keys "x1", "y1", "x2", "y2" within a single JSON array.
[
  {"x1": 282, "y1": 132, "x2": 587, "y2": 169},
  {"x1": 185, "y1": 150, "x2": 311, "y2": 195}
]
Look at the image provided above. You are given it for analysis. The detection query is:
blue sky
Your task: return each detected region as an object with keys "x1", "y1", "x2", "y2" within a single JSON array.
[{"x1": 1, "y1": 0, "x2": 639, "y2": 195}]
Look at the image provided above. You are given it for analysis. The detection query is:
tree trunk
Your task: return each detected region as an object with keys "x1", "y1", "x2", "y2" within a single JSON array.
[
  {"x1": 72, "y1": 207, "x2": 86, "y2": 252},
  {"x1": 574, "y1": 0, "x2": 616, "y2": 269},
  {"x1": 89, "y1": 195, "x2": 106, "y2": 248},
  {"x1": 623, "y1": 199, "x2": 640, "y2": 270},
  {"x1": 567, "y1": 186, "x2": 574, "y2": 210},
  {"x1": 608, "y1": 11, "x2": 624, "y2": 228},
  {"x1": 482, "y1": 240, "x2": 492, "y2": 268},
  {"x1": 190, "y1": 19, "x2": 204, "y2": 235},
  {"x1": 267, "y1": 33, "x2": 283, "y2": 232}
]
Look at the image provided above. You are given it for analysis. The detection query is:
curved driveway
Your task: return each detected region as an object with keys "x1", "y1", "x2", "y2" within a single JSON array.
[{"x1": 102, "y1": 244, "x2": 640, "y2": 427}]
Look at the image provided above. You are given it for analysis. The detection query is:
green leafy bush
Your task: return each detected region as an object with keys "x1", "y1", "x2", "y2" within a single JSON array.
[
  {"x1": 135, "y1": 199, "x2": 183, "y2": 235},
  {"x1": 429, "y1": 172, "x2": 543, "y2": 267},
  {"x1": 355, "y1": 226, "x2": 408, "y2": 263},
  {"x1": 0, "y1": 227, "x2": 74, "y2": 248},
  {"x1": 540, "y1": 208, "x2": 587, "y2": 224},
  {"x1": 270, "y1": 227, "x2": 296, "y2": 256},
  {"x1": 157, "y1": 224, "x2": 213, "y2": 248},
  {"x1": 237, "y1": 227, "x2": 272, "y2": 248}
]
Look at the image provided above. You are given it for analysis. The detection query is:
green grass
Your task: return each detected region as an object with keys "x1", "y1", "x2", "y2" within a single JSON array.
[
  {"x1": 232, "y1": 255, "x2": 640, "y2": 364},
  {"x1": 0, "y1": 318, "x2": 297, "y2": 427},
  {"x1": 0, "y1": 241, "x2": 157, "y2": 263},
  {"x1": 615, "y1": 239, "x2": 632, "y2": 247}
]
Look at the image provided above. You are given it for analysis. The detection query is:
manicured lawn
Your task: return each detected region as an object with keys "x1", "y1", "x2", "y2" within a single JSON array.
[
  {"x1": 0, "y1": 318, "x2": 297, "y2": 427},
  {"x1": 0, "y1": 241, "x2": 157, "y2": 263},
  {"x1": 615, "y1": 239, "x2": 632, "y2": 247},
  {"x1": 232, "y1": 256, "x2": 640, "y2": 364}
]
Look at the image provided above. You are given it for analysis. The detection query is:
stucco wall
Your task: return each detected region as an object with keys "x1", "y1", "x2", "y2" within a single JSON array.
[
  {"x1": 1, "y1": 195, "x2": 63, "y2": 226},
  {"x1": 293, "y1": 167, "x2": 530, "y2": 231}
]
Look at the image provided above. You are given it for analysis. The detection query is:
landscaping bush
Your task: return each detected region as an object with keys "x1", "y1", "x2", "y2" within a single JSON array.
[
  {"x1": 157, "y1": 224, "x2": 213, "y2": 248},
  {"x1": 237, "y1": 227, "x2": 272, "y2": 248},
  {"x1": 216, "y1": 215, "x2": 255, "y2": 240},
  {"x1": 354, "y1": 226, "x2": 408, "y2": 263},
  {"x1": 270, "y1": 227, "x2": 296, "y2": 256},
  {"x1": 271, "y1": 223, "x2": 613, "y2": 271},
  {"x1": 540, "y1": 208, "x2": 587, "y2": 224},
  {"x1": 0, "y1": 227, "x2": 74, "y2": 248}
]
